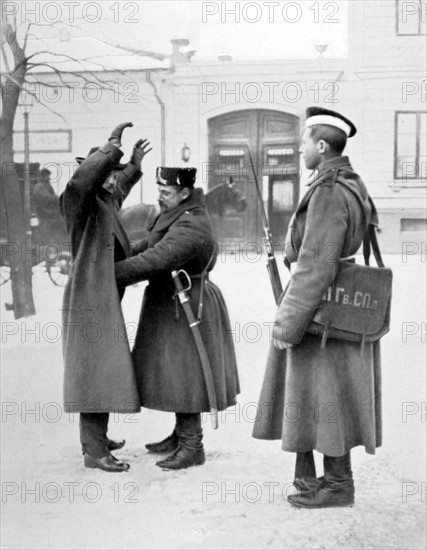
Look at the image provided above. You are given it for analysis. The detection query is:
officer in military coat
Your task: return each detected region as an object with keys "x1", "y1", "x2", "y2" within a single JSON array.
[
  {"x1": 60, "y1": 122, "x2": 151, "y2": 472},
  {"x1": 115, "y1": 167, "x2": 240, "y2": 470},
  {"x1": 253, "y1": 107, "x2": 382, "y2": 508}
]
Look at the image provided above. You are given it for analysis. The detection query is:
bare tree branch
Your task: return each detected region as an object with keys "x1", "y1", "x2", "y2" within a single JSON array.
[
  {"x1": 1, "y1": 43, "x2": 11, "y2": 72},
  {"x1": 2, "y1": 71, "x2": 21, "y2": 88},
  {"x1": 95, "y1": 38, "x2": 169, "y2": 61},
  {"x1": 22, "y1": 50, "x2": 132, "y2": 82},
  {"x1": 23, "y1": 22, "x2": 32, "y2": 51},
  {"x1": 2, "y1": 22, "x2": 26, "y2": 71}
]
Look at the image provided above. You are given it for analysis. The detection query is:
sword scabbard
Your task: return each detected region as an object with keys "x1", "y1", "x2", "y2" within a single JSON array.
[{"x1": 171, "y1": 269, "x2": 219, "y2": 430}]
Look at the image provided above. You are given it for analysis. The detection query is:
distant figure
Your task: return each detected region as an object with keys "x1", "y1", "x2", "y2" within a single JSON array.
[{"x1": 32, "y1": 169, "x2": 66, "y2": 243}]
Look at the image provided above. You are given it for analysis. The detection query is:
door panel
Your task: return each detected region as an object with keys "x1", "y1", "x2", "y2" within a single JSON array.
[{"x1": 208, "y1": 110, "x2": 300, "y2": 245}]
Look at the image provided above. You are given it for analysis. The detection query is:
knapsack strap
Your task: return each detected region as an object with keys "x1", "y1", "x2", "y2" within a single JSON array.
[
  {"x1": 362, "y1": 197, "x2": 385, "y2": 268},
  {"x1": 335, "y1": 176, "x2": 385, "y2": 268}
]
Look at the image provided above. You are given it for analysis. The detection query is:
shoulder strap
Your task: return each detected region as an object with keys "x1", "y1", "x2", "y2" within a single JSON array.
[{"x1": 335, "y1": 176, "x2": 385, "y2": 268}]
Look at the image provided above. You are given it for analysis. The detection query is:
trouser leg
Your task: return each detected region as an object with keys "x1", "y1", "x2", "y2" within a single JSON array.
[
  {"x1": 294, "y1": 451, "x2": 316, "y2": 479},
  {"x1": 293, "y1": 451, "x2": 320, "y2": 492},
  {"x1": 80, "y1": 412, "x2": 109, "y2": 458}
]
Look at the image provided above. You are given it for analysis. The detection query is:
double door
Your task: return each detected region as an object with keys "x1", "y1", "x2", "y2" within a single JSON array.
[{"x1": 208, "y1": 109, "x2": 300, "y2": 246}]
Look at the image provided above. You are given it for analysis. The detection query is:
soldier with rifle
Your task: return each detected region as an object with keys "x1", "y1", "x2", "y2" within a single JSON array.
[
  {"x1": 252, "y1": 107, "x2": 382, "y2": 508},
  {"x1": 114, "y1": 167, "x2": 240, "y2": 470}
]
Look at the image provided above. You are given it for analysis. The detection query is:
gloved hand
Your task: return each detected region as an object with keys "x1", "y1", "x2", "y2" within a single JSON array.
[
  {"x1": 129, "y1": 138, "x2": 152, "y2": 169},
  {"x1": 108, "y1": 122, "x2": 134, "y2": 147}
]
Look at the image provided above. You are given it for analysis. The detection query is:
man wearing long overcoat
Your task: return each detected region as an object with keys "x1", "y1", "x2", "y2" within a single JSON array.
[
  {"x1": 60, "y1": 122, "x2": 151, "y2": 472},
  {"x1": 253, "y1": 107, "x2": 382, "y2": 508},
  {"x1": 115, "y1": 167, "x2": 240, "y2": 470}
]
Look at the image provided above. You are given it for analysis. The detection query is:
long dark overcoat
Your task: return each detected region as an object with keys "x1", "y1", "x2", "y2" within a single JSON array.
[
  {"x1": 115, "y1": 188, "x2": 240, "y2": 413},
  {"x1": 252, "y1": 156, "x2": 382, "y2": 457},
  {"x1": 60, "y1": 143, "x2": 141, "y2": 413}
]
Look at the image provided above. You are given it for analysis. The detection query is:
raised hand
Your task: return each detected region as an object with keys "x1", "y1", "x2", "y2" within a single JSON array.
[
  {"x1": 108, "y1": 122, "x2": 134, "y2": 146},
  {"x1": 129, "y1": 138, "x2": 152, "y2": 169}
]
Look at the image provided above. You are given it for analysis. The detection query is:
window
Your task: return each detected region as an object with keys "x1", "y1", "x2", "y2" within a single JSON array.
[
  {"x1": 395, "y1": 112, "x2": 426, "y2": 180},
  {"x1": 266, "y1": 147, "x2": 295, "y2": 165},
  {"x1": 396, "y1": 0, "x2": 427, "y2": 35},
  {"x1": 217, "y1": 148, "x2": 246, "y2": 171}
]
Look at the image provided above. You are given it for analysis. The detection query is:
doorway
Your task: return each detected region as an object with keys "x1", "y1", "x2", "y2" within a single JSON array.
[{"x1": 208, "y1": 109, "x2": 300, "y2": 245}]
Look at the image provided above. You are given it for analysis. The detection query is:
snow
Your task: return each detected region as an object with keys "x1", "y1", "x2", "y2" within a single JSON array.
[{"x1": 1, "y1": 253, "x2": 426, "y2": 549}]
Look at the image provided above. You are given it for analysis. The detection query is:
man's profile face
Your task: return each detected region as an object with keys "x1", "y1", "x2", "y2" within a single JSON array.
[
  {"x1": 157, "y1": 184, "x2": 188, "y2": 212},
  {"x1": 299, "y1": 128, "x2": 322, "y2": 170}
]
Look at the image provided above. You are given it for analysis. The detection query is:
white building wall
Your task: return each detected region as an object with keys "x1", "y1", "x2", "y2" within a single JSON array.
[
  {"x1": 13, "y1": 0, "x2": 425, "y2": 252},
  {"x1": 14, "y1": 70, "x2": 165, "y2": 205},
  {"x1": 347, "y1": 0, "x2": 426, "y2": 252}
]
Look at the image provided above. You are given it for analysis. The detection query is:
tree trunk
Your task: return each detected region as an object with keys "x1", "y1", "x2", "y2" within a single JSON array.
[{"x1": 1, "y1": 83, "x2": 36, "y2": 319}]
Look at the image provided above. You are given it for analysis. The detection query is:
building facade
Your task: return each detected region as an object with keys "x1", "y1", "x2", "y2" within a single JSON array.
[{"x1": 14, "y1": 0, "x2": 426, "y2": 253}]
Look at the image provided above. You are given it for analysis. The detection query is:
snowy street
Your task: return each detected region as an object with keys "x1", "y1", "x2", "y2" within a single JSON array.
[{"x1": 1, "y1": 252, "x2": 426, "y2": 549}]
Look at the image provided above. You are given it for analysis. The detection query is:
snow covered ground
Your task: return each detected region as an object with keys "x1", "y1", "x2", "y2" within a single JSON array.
[{"x1": 1, "y1": 253, "x2": 426, "y2": 549}]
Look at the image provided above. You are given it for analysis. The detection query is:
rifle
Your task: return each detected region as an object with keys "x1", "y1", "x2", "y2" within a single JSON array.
[{"x1": 247, "y1": 150, "x2": 283, "y2": 305}]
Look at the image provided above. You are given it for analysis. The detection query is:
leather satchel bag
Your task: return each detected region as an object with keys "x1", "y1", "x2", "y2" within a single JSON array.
[{"x1": 306, "y1": 191, "x2": 392, "y2": 352}]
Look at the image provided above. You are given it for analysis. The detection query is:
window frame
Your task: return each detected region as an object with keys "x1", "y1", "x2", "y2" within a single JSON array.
[
  {"x1": 394, "y1": 111, "x2": 426, "y2": 182},
  {"x1": 396, "y1": 0, "x2": 426, "y2": 36}
]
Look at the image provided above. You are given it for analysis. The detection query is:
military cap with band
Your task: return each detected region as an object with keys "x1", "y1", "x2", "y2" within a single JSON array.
[
  {"x1": 156, "y1": 167, "x2": 197, "y2": 188},
  {"x1": 305, "y1": 106, "x2": 357, "y2": 138}
]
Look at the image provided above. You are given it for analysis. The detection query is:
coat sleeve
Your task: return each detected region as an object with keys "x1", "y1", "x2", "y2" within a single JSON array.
[
  {"x1": 60, "y1": 143, "x2": 124, "y2": 229},
  {"x1": 273, "y1": 183, "x2": 349, "y2": 344},
  {"x1": 130, "y1": 238, "x2": 149, "y2": 255},
  {"x1": 115, "y1": 213, "x2": 213, "y2": 287},
  {"x1": 112, "y1": 164, "x2": 142, "y2": 209}
]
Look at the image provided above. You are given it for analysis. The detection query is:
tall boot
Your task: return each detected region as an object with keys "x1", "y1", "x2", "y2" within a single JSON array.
[
  {"x1": 80, "y1": 412, "x2": 129, "y2": 472},
  {"x1": 293, "y1": 451, "x2": 322, "y2": 492},
  {"x1": 156, "y1": 413, "x2": 205, "y2": 470},
  {"x1": 288, "y1": 452, "x2": 354, "y2": 508},
  {"x1": 145, "y1": 426, "x2": 179, "y2": 454},
  {"x1": 80, "y1": 412, "x2": 110, "y2": 458}
]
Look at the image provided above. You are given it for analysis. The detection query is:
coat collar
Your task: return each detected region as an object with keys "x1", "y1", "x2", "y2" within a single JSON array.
[
  {"x1": 306, "y1": 156, "x2": 352, "y2": 187},
  {"x1": 148, "y1": 188, "x2": 206, "y2": 232},
  {"x1": 297, "y1": 156, "x2": 352, "y2": 214}
]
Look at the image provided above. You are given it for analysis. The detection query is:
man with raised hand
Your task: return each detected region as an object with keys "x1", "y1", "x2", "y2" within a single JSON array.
[{"x1": 60, "y1": 122, "x2": 151, "y2": 472}]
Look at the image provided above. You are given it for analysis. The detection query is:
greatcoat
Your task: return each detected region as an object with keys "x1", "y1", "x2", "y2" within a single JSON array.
[
  {"x1": 252, "y1": 156, "x2": 382, "y2": 456},
  {"x1": 115, "y1": 188, "x2": 240, "y2": 413},
  {"x1": 60, "y1": 143, "x2": 141, "y2": 413}
]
